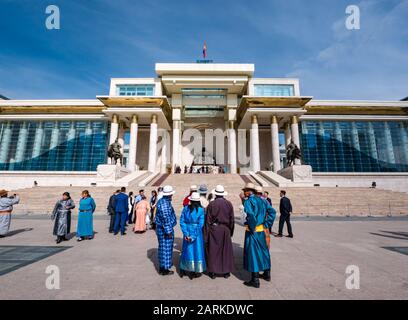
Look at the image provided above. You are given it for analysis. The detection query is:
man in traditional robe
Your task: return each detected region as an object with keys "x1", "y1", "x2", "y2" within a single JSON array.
[
  {"x1": 0, "y1": 190, "x2": 20, "y2": 238},
  {"x1": 154, "y1": 185, "x2": 177, "y2": 275},
  {"x1": 204, "y1": 185, "x2": 235, "y2": 279},
  {"x1": 242, "y1": 183, "x2": 276, "y2": 288}
]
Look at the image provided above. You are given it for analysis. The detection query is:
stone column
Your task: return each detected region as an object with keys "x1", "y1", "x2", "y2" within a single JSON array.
[
  {"x1": 284, "y1": 122, "x2": 292, "y2": 148},
  {"x1": 0, "y1": 122, "x2": 12, "y2": 165},
  {"x1": 118, "y1": 123, "x2": 125, "y2": 150},
  {"x1": 127, "y1": 115, "x2": 138, "y2": 171},
  {"x1": 228, "y1": 120, "x2": 237, "y2": 174},
  {"x1": 109, "y1": 114, "x2": 119, "y2": 144},
  {"x1": 108, "y1": 114, "x2": 119, "y2": 164},
  {"x1": 270, "y1": 115, "x2": 281, "y2": 172},
  {"x1": 161, "y1": 130, "x2": 168, "y2": 173},
  {"x1": 250, "y1": 115, "x2": 261, "y2": 172},
  {"x1": 15, "y1": 122, "x2": 28, "y2": 163},
  {"x1": 172, "y1": 120, "x2": 181, "y2": 172},
  {"x1": 148, "y1": 114, "x2": 158, "y2": 172},
  {"x1": 291, "y1": 116, "x2": 301, "y2": 165}
]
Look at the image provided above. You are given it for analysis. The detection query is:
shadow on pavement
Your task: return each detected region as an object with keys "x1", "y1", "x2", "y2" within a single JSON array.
[
  {"x1": 370, "y1": 230, "x2": 408, "y2": 240},
  {"x1": 5, "y1": 228, "x2": 33, "y2": 237}
]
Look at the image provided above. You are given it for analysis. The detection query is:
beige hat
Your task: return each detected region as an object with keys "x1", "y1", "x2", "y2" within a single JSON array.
[
  {"x1": 0, "y1": 189, "x2": 8, "y2": 197},
  {"x1": 242, "y1": 182, "x2": 256, "y2": 192},
  {"x1": 255, "y1": 186, "x2": 263, "y2": 193},
  {"x1": 188, "y1": 192, "x2": 201, "y2": 202},
  {"x1": 190, "y1": 185, "x2": 198, "y2": 192},
  {"x1": 162, "y1": 185, "x2": 175, "y2": 196},
  {"x1": 214, "y1": 185, "x2": 228, "y2": 196}
]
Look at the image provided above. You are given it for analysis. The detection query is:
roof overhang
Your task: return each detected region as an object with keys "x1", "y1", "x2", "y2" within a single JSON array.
[
  {"x1": 240, "y1": 96, "x2": 313, "y2": 108},
  {"x1": 97, "y1": 96, "x2": 169, "y2": 108},
  {"x1": 155, "y1": 63, "x2": 254, "y2": 76},
  {"x1": 0, "y1": 99, "x2": 104, "y2": 114},
  {"x1": 160, "y1": 75, "x2": 249, "y2": 94},
  {"x1": 103, "y1": 107, "x2": 171, "y2": 130},
  {"x1": 238, "y1": 108, "x2": 307, "y2": 129},
  {"x1": 305, "y1": 100, "x2": 408, "y2": 115},
  {"x1": 97, "y1": 96, "x2": 171, "y2": 129},
  {"x1": 237, "y1": 96, "x2": 312, "y2": 129}
]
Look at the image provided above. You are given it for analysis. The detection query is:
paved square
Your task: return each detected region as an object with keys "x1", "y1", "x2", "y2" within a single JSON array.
[{"x1": 0, "y1": 217, "x2": 407, "y2": 300}]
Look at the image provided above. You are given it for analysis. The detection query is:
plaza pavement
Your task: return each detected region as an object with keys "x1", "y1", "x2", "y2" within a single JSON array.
[{"x1": 0, "y1": 216, "x2": 407, "y2": 300}]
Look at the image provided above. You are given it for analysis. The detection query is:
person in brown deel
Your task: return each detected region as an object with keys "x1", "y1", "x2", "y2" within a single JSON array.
[{"x1": 204, "y1": 185, "x2": 235, "y2": 279}]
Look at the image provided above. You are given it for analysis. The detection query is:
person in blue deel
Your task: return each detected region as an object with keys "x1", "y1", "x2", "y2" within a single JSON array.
[
  {"x1": 113, "y1": 186, "x2": 129, "y2": 236},
  {"x1": 76, "y1": 190, "x2": 96, "y2": 242}
]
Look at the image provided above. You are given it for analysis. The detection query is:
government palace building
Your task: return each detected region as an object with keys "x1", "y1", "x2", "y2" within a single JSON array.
[{"x1": 1, "y1": 63, "x2": 408, "y2": 192}]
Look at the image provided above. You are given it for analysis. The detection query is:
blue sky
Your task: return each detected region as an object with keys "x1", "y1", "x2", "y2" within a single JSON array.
[{"x1": 0, "y1": 0, "x2": 407, "y2": 100}]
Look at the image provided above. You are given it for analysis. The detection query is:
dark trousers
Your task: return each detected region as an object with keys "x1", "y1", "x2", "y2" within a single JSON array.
[
  {"x1": 278, "y1": 214, "x2": 293, "y2": 236},
  {"x1": 128, "y1": 210, "x2": 133, "y2": 224},
  {"x1": 114, "y1": 211, "x2": 127, "y2": 235},
  {"x1": 109, "y1": 213, "x2": 116, "y2": 232}
]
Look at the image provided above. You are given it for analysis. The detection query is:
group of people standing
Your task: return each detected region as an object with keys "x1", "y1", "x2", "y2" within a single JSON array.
[
  {"x1": 1, "y1": 182, "x2": 294, "y2": 289},
  {"x1": 153, "y1": 182, "x2": 294, "y2": 288},
  {"x1": 107, "y1": 187, "x2": 161, "y2": 235}
]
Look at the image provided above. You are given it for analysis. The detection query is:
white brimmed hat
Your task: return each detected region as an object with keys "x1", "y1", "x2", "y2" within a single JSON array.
[
  {"x1": 188, "y1": 192, "x2": 201, "y2": 202},
  {"x1": 214, "y1": 185, "x2": 228, "y2": 196},
  {"x1": 162, "y1": 185, "x2": 175, "y2": 196},
  {"x1": 255, "y1": 186, "x2": 263, "y2": 193}
]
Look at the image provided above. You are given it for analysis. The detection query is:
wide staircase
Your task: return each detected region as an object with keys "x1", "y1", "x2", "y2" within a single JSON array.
[{"x1": 9, "y1": 174, "x2": 408, "y2": 216}]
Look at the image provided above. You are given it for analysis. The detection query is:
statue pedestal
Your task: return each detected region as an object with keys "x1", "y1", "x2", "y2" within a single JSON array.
[
  {"x1": 96, "y1": 164, "x2": 130, "y2": 186},
  {"x1": 278, "y1": 165, "x2": 314, "y2": 186}
]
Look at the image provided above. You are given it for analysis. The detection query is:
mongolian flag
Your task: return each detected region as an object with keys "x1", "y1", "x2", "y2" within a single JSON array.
[{"x1": 203, "y1": 42, "x2": 207, "y2": 59}]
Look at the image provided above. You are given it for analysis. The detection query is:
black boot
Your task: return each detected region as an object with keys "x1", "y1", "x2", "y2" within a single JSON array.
[
  {"x1": 179, "y1": 269, "x2": 186, "y2": 278},
  {"x1": 244, "y1": 272, "x2": 260, "y2": 288},
  {"x1": 56, "y1": 236, "x2": 62, "y2": 244},
  {"x1": 261, "y1": 270, "x2": 271, "y2": 282}
]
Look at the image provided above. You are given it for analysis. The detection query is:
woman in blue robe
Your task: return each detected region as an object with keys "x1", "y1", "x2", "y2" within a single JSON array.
[
  {"x1": 76, "y1": 190, "x2": 96, "y2": 241},
  {"x1": 179, "y1": 192, "x2": 206, "y2": 279}
]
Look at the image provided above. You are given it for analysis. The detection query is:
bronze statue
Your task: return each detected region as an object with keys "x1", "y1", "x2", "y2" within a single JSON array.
[
  {"x1": 286, "y1": 139, "x2": 302, "y2": 166},
  {"x1": 107, "y1": 139, "x2": 123, "y2": 165}
]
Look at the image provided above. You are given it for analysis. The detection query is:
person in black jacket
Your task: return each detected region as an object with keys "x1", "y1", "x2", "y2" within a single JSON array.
[
  {"x1": 107, "y1": 190, "x2": 120, "y2": 233},
  {"x1": 276, "y1": 190, "x2": 293, "y2": 238}
]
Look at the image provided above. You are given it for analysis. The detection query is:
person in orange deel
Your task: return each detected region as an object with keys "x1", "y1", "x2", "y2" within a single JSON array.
[{"x1": 133, "y1": 195, "x2": 150, "y2": 233}]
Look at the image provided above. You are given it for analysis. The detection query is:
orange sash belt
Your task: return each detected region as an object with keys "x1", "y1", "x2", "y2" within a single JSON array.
[{"x1": 0, "y1": 210, "x2": 12, "y2": 215}]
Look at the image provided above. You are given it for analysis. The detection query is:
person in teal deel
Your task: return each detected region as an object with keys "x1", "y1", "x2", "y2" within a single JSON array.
[
  {"x1": 241, "y1": 183, "x2": 276, "y2": 288},
  {"x1": 76, "y1": 190, "x2": 96, "y2": 241}
]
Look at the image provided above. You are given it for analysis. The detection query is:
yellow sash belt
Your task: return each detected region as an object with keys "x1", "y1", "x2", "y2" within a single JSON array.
[{"x1": 245, "y1": 225, "x2": 264, "y2": 232}]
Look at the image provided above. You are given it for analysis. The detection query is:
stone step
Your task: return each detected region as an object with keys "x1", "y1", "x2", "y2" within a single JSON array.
[{"x1": 8, "y1": 174, "x2": 408, "y2": 216}]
